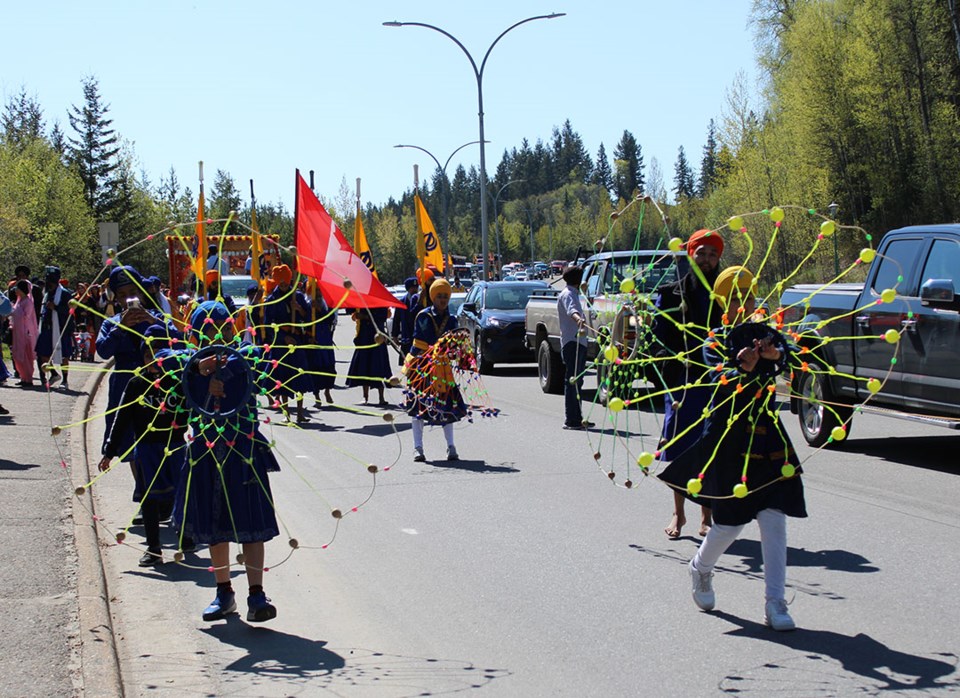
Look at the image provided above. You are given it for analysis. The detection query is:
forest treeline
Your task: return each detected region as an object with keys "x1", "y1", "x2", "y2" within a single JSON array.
[{"x1": 2, "y1": 0, "x2": 959, "y2": 285}]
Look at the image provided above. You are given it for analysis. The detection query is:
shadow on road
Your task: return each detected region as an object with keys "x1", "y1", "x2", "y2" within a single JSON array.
[
  {"x1": 714, "y1": 610, "x2": 960, "y2": 694},
  {"x1": 342, "y1": 422, "x2": 410, "y2": 436},
  {"x1": 0, "y1": 458, "x2": 40, "y2": 470},
  {"x1": 201, "y1": 618, "x2": 346, "y2": 677},
  {"x1": 484, "y1": 365, "x2": 537, "y2": 378},
  {"x1": 430, "y1": 459, "x2": 520, "y2": 474},
  {"x1": 838, "y1": 434, "x2": 960, "y2": 473},
  {"x1": 726, "y1": 539, "x2": 880, "y2": 574}
]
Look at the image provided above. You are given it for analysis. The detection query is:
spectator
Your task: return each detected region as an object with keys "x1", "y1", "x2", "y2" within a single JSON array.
[
  {"x1": 11, "y1": 280, "x2": 38, "y2": 386},
  {"x1": 557, "y1": 265, "x2": 593, "y2": 430},
  {"x1": 35, "y1": 266, "x2": 74, "y2": 389}
]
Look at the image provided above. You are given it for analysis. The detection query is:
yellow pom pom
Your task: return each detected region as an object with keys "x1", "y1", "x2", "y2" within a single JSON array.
[
  {"x1": 686, "y1": 478, "x2": 703, "y2": 495},
  {"x1": 781, "y1": 464, "x2": 796, "y2": 478},
  {"x1": 866, "y1": 378, "x2": 881, "y2": 394},
  {"x1": 830, "y1": 426, "x2": 847, "y2": 441},
  {"x1": 820, "y1": 220, "x2": 836, "y2": 237},
  {"x1": 608, "y1": 397, "x2": 625, "y2": 412},
  {"x1": 637, "y1": 452, "x2": 655, "y2": 468},
  {"x1": 884, "y1": 329, "x2": 899, "y2": 344},
  {"x1": 880, "y1": 288, "x2": 897, "y2": 304},
  {"x1": 733, "y1": 483, "x2": 749, "y2": 498},
  {"x1": 668, "y1": 237, "x2": 683, "y2": 252},
  {"x1": 603, "y1": 345, "x2": 619, "y2": 363},
  {"x1": 769, "y1": 206, "x2": 785, "y2": 223},
  {"x1": 619, "y1": 278, "x2": 635, "y2": 294},
  {"x1": 859, "y1": 248, "x2": 876, "y2": 264},
  {"x1": 727, "y1": 215, "x2": 744, "y2": 231}
]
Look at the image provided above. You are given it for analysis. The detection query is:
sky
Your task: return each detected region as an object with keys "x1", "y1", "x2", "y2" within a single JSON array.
[{"x1": 3, "y1": 1, "x2": 759, "y2": 212}]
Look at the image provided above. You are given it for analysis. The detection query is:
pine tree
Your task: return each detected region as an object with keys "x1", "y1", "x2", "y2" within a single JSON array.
[
  {"x1": 49, "y1": 121, "x2": 66, "y2": 156},
  {"x1": 613, "y1": 130, "x2": 644, "y2": 201},
  {"x1": 698, "y1": 119, "x2": 718, "y2": 197},
  {"x1": 208, "y1": 169, "x2": 243, "y2": 234},
  {"x1": 1, "y1": 89, "x2": 44, "y2": 149},
  {"x1": 592, "y1": 142, "x2": 614, "y2": 195},
  {"x1": 68, "y1": 76, "x2": 121, "y2": 218},
  {"x1": 673, "y1": 146, "x2": 695, "y2": 200}
]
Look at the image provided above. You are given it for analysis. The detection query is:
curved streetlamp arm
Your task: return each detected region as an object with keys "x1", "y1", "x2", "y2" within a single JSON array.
[
  {"x1": 479, "y1": 14, "x2": 566, "y2": 79},
  {"x1": 443, "y1": 140, "x2": 483, "y2": 172},
  {"x1": 394, "y1": 144, "x2": 442, "y2": 174},
  {"x1": 384, "y1": 21, "x2": 480, "y2": 80}
]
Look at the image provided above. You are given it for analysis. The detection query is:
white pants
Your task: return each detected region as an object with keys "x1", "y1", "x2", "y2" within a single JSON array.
[
  {"x1": 411, "y1": 419, "x2": 455, "y2": 450},
  {"x1": 692, "y1": 508, "x2": 787, "y2": 602}
]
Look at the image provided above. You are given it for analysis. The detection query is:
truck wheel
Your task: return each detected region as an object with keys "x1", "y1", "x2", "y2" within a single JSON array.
[
  {"x1": 538, "y1": 340, "x2": 564, "y2": 394},
  {"x1": 474, "y1": 333, "x2": 494, "y2": 374},
  {"x1": 796, "y1": 362, "x2": 853, "y2": 448}
]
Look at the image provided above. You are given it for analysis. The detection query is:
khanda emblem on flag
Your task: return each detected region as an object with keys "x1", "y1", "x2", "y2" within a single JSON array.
[
  {"x1": 359, "y1": 249, "x2": 374, "y2": 270},
  {"x1": 424, "y1": 230, "x2": 439, "y2": 252}
]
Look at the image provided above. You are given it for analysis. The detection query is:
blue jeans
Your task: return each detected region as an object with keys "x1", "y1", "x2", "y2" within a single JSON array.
[{"x1": 561, "y1": 341, "x2": 587, "y2": 425}]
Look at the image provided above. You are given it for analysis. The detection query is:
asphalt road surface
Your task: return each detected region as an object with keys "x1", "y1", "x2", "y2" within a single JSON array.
[{"x1": 86, "y1": 321, "x2": 960, "y2": 696}]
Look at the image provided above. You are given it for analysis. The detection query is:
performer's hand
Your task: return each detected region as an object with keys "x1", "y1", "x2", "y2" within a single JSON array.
[
  {"x1": 755, "y1": 336, "x2": 782, "y2": 361},
  {"x1": 97, "y1": 456, "x2": 112, "y2": 472},
  {"x1": 120, "y1": 308, "x2": 151, "y2": 327},
  {"x1": 208, "y1": 377, "x2": 225, "y2": 397},
  {"x1": 197, "y1": 354, "x2": 225, "y2": 376},
  {"x1": 737, "y1": 345, "x2": 759, "y2": 373}
]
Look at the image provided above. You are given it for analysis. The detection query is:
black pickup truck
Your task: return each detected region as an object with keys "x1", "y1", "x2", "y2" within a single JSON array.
[{"x1": 781, "y1": 224, "x2": 960, "y2": 446}]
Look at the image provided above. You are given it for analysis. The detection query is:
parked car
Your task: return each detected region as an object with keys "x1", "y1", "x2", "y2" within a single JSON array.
[
  {"x1": 781, "y1": 224, "x2": 960, "y2": 446},
  {"x1": 551, "y1": 260, "x2": 567, "y2": 275},
  {"x1": 515, "y1": 270, "x2": 529, "y2": 282},
  {"x1": 219, "y1": 274, "x2": 255, "y2": 308},
  {"x1": 459, "y1": 280, "x2": 549, "y2": 373}
]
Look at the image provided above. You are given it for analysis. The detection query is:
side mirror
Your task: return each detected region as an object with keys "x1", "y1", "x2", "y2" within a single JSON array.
[
  {"x1": 462, "y1": 302, "x2": 477, "y2": 314},
  {"x1": 920, "y1": 279, "x2": 958, "y2": 308}
]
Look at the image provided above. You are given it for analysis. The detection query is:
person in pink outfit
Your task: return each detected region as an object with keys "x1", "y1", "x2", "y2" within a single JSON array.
[{"x1": 11, "y1": 280, "x2": 39, "y2": 386}]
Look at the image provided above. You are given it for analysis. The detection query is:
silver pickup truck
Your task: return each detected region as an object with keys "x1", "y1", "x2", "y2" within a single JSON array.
[{"x1": 525, "y1": 249, "x2": 689, "y2": 398}]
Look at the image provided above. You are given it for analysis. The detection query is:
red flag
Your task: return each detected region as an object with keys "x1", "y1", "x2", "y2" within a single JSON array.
[{"x1": 294, "y1": 172, "x2": 403, "y2": 309}]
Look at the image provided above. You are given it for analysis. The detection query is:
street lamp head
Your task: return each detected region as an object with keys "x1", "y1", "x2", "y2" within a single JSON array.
[
  {"x1": 546, "y1": 13, "x2": 566, "y2": 19},
  {"x1": 827, "y1": 202, "x2": 839, "y2": 217},
  {"x1": 382, "y1": 21, "x2": 404, "y2": 27}
]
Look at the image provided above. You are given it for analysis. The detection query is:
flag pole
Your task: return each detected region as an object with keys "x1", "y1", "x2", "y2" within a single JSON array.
[
  {"x1": 354, "y1": 177, "x2": 362, "y2": 250},
  {"x1": 197, "y1": 161, "x2": 206, "y2": 296},
  {"x1": 250, "y1": 179, "x2": 262, "y2": 283},
  {"x1": 414, "y1": 164, "x2": 427, "y2": 303}
]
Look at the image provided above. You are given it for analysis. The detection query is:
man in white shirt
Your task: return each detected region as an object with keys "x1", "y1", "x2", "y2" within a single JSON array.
[{"x1": 557, "y1": 265, "x2": 593, "y2": 429}]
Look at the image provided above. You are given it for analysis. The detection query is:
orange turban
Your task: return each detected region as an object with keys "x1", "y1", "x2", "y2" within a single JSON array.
[
  {"x1": 205, "y1": 269, "x2": 220, "y2": 285},
  {"x1": 271, "y1": 264, "x2": 292, "y2": 284},
  {"x1": 686, "y1": 229, "x2": 724, "y2": 257},
  {"x1": 265, "y1": 278, "x2": 277, "y2": 295},
  {"x1": 416, "y1": 267, "x2": 435, "y2": 284}
]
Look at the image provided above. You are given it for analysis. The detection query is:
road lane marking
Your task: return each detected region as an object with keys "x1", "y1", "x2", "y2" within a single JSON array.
[{"x1": 401, "y1": 528, "x2": 418, "y2": 535}]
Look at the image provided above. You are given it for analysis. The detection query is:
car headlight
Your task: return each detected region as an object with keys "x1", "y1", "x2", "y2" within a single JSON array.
[{"x1": 487, "y1": 317, "x2": 503, "y2": 328}]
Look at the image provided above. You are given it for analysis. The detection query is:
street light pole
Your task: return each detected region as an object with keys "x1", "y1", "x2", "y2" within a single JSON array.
[
  {"x1": 384, "y1": 13, "x2": 565, "y2": 281},
  {"x1": 394, "y1": 140, "x2": 481, "y2": 267},
  {"x1": 488, "y1": 178, "x2": 525, "y2": 279},
  {"x1": 828, "y1": 201, "x2": 839, "y2": 276}
]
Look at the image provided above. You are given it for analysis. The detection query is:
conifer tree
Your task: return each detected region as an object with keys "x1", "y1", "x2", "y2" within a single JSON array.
[
  {"x1": 613, "y1": 130, "x2": 644, "y2": 201},
  {"x1": 673, "y1": 145, "x2": 695, "y2": 200},
  {"x1": 1, "y1": 89, "x2": 44, "y2": 149},
  {"x1": 592, "y1": 142, "x2": 614, "y2": 196},
  {"x1": 698, "y1": 119, "x2": 718, "y2": 197},
  {"x1": 68, "y1": 76, "x2": 121, "y2": 219}
]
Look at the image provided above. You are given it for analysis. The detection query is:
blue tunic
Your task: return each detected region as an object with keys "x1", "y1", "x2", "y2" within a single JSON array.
[
  {"x1": 35, "y1": 286, "x2": 75, "y2": 359},
  {"x1": 307, "y1": 295, "x2": 337, "y2": 392},
  {"x1": 262, "y1": 288, "x2": 313, "y2": 398},
  {"x1": 345, "y1": 308, "x2": 392, "y2": 387}
]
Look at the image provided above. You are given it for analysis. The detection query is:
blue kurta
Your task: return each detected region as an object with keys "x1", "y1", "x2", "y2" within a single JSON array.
[
  {"x1": 262, "y1": 288, "x2": 313, "y2": 398},
  {"x1": 403, "y1": 306, "x2": 467, "y2": 425},
  {"x1": 35, "y1": 286, "x2": 75, "y2": 359},
  {"x1": 307, "y1": 295, "x2": 337, "y2": 392},
  {"x1": 345, "y1": 308, "x2": 392, "y2": 387}
]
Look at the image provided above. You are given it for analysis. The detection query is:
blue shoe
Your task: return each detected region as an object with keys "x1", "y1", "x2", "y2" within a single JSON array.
[
  {"x1": 246, "y1": 591, "x2": 277, "y2": 622},
  {"x1": 202, "y1": 590, "x2": 236, "y2": 621}
]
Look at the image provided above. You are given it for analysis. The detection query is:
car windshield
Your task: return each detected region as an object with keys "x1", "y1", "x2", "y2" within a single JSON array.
[
  {"x1": 607, "y1": 254, "x2": 688, "y2": 293},
  {"x1": 220, "y1": 276, "x2": 252, "y2": 298},
  {"x1": 484, "y1": 285, "x2": 538, "y2": 310}
]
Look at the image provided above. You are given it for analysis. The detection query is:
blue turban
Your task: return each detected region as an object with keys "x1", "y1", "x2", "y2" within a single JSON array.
[
  {"x1": 140, "y1": 323, "x2": 182, "y2": 355},
  {"x1": 246, "y1": 283, "x2": 259, "y2": 296},
  {"x1": 146, "y1": 276, "x2": 162, "y2": 288},
  {"x1": 108, "y1": 265, "x2": 143, "y2": 293},
  {"x1": 189, "y1": 300, "x2": 231, "y2": 339},
  {"x1": 44, "y1": 266, "x2": 62, "y2": 283},
  {"x1": 404, "y1": 276, "x2": 417, "y2": 290}
]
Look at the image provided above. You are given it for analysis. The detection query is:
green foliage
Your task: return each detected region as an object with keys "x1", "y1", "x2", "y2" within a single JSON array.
[{"x1": 68, "y1": 76, "x2": 121, "y2": 219}]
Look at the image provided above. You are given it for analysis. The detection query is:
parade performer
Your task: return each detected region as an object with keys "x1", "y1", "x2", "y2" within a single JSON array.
[
  {"x1": 35, "y1": 266, "x2": 75, "y2": 388},
  {"x1": 652, "y1": 229, "x2": 723, "y2": 539},
  {"x1": 390, "y1": 277, "x2": 419, "y2": 366},
  {"x1": 306, "y1": 281, "x2": 337, "y2": 405},
  {"x1": 345, "y1": 306, "x2": 392, "y2": 405},
  {"x1": 11, "y1": 280, "x2": 39, "y2": 386},
  {"x1": 262, "y1": 264, "x2": 311, "y2": 423},
  {"x1": 173, "y1": 301, "x2": 280, "y2": 623},
  {"x1": 404, "y1": 278, "x2": 467, "y2": 462},
  {"x1": 658, "y1": 266, "x2": 805, "y2": 631},
  {"x1": 98, "y1": 325, "x2": 188, "y2": 566},
  {"x1": 204, "y1": 270, "x2": 237, "y2": 314}
]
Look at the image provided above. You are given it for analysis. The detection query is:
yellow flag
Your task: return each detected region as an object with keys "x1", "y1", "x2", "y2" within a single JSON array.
[
  {"x1": 250, "y1": 206, "x2": 263, "y2": 282},
  {"x1": 354, "y1": 203, "x2": 379, "y2": 279},
  {"x1": 195, "y1": 187, "x2": 206, "y2": 292},
  {"x1": 414, "y1": 193, "x2": 445, "y2": 274}
]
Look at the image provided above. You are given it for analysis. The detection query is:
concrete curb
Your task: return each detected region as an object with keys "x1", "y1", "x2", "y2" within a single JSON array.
[{"x1": 69, "y1": 360, "x2": 124, "y2": 697}]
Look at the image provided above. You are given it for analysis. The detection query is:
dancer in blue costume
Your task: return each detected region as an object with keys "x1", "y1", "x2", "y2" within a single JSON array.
[
  {"x1": 306, "y1": 283, "x2": 337, "y2": 405},
  {"x1": 98, "y1": 324, "x2": 189, "y2": 566},
  {"x1": 172, "y1": 301, "x2": 280, "y2": 623},
  {"x1": 345, "y1": 306, "x2": 392, "y2": 405},
  {"x1": 389, "y1": 277, "x2": 419, "y2": 366},
  {"x1": 262, "y1": 264, "x2": 311, "y2": 423},
  {"x1": 96, "y1": 266, "x2": 176, "y2": 507},
  {"x1": 403, "y1": 278, "x2": 466, "y2": 462}
]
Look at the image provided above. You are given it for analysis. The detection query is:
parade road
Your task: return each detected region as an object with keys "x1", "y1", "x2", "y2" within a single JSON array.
[{"x1": 85, "y1": 320, "x2": 960, "y2": 697}]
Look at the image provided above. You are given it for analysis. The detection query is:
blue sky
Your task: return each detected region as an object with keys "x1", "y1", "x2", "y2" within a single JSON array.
[{"x1": 3, "y1": 1, "x2": 758, "y2": 211}]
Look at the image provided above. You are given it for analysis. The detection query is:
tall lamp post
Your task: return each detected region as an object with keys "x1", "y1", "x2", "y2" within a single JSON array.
[
  {"x1": 394, "y1": 140, "x2": 481, "y2": 265},
  {"x1": 488, "y1": 178, "x2": 525, "y2": 278},
  {"x1": 384, "y1": 13, "x2": 566, "y2": 281},
  {"x1": 827, "y1": 201, "x2": 839, "y2": 276}
]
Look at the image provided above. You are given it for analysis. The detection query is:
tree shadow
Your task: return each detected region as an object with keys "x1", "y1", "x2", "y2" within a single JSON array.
[
  {"x1": 292, "y1": 420, "x2": 344, "y2": 433},
  {"x1": 343, "y1": 422, "x2": 410, "y2": 436},
  {"x1": 429, "y1": 458, "x2": 520, "y2": 474},
  {"x1": 726, "y1": 539, "x2": 880, "y2": 575},
  {"x1": 714, "y1": 610, "x2": 960, "y2": 693},
  {"x1": 837, "y1": 435, "x2": 960, "y2": 473}
]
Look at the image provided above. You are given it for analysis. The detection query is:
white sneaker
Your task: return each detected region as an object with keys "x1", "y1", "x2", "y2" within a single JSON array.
[
  {"x1": 446, "y1": 446, "x2": 459, "y2": 461},
  {"x1": 689, "y1": 559, "x2": 715, "y2": 611},
  {"x1": 764, "y1": 598, "x2": 796, "y2": 631}
]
